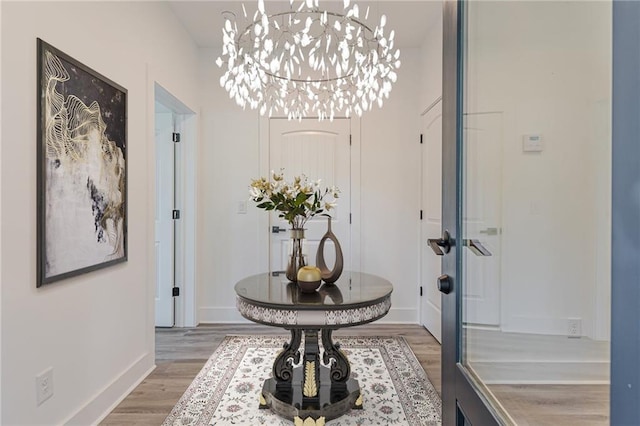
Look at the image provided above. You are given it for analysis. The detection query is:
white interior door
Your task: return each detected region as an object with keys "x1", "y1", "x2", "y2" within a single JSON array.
[
  {"x1": 421, "y1": 102, "x2": 443, "y2": 342},
  {"x1": 155, "y1": 108, "x2": 174, "y2": 327},
  {"x1": 269, "y1": 118, "x2": 351, "y2": 276},
  {"x1": 462, "y1": 112, "x2": 502, "y2": 326}
]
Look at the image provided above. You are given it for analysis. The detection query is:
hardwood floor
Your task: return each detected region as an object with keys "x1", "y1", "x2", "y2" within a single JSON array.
[
  {"x1": 489, "y1": 384, "x2": 609, "y2": 426},
  {"x1": 100, "y1": 324, "x2": 441, "y2": 425},
  {"x1": 101, "y1": 324, "x2": 609, "y2": 425}
]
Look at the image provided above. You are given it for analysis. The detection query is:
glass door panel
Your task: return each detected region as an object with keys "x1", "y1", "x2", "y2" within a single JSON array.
[{"x1": 460, "y1": 1, "x2": 612, "y2": 424}]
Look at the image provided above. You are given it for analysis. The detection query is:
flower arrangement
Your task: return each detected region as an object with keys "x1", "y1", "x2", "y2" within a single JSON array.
[{"x1": 249, "y1": 170, "x2": 339, "y2": 229}]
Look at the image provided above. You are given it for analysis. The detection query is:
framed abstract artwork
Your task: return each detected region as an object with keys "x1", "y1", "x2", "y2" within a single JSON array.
[{"x1": 37, "y1": 39, "x2": 128, "y2": 287}]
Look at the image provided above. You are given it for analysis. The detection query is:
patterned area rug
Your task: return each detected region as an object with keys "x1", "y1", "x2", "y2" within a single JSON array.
[{"x1": 163, "y1": 335, "x2": 441, "y2": 426}]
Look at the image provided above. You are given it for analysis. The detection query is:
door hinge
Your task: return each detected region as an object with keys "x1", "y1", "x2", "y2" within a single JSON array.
[
  {"x1": 420, "y1": 210, "x2": 423, "y2": 220},
  {"x1": 420, "y1": 286, "x2": 423, "y2": 296},
  {"x1": 420, "y1": 134, "x2": 423, "y2": 144},
  {"x1": 172, "y1": 210, "x2": 181, "y2": 220},
  {"x1": 349, "y1": 213, "x2": 352, "y2": 224},
  {"x1": 172, "y1": 287, "x2": 180, "y2": 297},
  {"x1": 349, "y1": 134, "x2": 352, "y2": 146},
  {"x1": 172, "y1": 132, "x2": 181, "y2": 143}
]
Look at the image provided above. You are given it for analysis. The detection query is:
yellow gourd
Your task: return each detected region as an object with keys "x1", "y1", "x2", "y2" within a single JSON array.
[{"x1": 297, "y1": 266, "x2": 321, "y2": 282}]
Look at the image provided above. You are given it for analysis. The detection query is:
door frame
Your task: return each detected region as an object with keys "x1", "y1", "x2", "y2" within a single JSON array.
[
  {"x1": 154, "y1": 105, "x2": 176, "y2": 327},
  {"x1": 440, "y1": 1, "x2": 502, "y2": 423},
  {"x1": 257, "y1": 117, "x2": 362, "y2": 273},
  {"x1": 611, "y1": 1, "x2": 640, "y2": 422},
  {"x1": 420, "y1": 99, "x2": 443, "y2": 342},
  {"x1": 151, "y1": 82, "x2": 198, "y2": 328}
]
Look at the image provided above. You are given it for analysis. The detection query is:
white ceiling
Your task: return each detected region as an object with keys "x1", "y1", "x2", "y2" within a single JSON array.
[{"x1": 168, "y1": 0, "x2": 442, "y2": 49}]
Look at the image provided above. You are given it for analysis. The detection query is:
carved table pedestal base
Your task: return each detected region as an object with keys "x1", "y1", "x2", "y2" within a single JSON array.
[{"x1": 259, "y1": 329, "x2": 362, "y2": 424}]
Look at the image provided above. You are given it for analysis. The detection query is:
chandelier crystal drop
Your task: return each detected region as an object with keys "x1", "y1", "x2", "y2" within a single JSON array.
[{"x1": 216, "y1": 0, "x2": 401, "y2": 121}]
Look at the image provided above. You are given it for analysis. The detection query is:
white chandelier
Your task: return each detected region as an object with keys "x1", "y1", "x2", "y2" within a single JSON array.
[{"x1": 216, "y1": 0, "x2": 401, "y2": 121}]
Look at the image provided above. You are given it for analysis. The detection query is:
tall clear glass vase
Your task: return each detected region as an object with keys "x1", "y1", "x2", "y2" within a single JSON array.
[{"x1": 285, "y1": 228, "x2": 306, "y2": 282}]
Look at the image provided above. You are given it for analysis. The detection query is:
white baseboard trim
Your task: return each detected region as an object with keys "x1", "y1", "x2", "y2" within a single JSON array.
[
  {"x1": 504, "y1": 315, "x2": 596, "y2": 339},
  {"x1": 470, "y1": 360, "x2": 610, "y2": 384},
  {"x1": 63, "y1": 352, "x2": 155, "y2": 426},
  {"x1": 199, "y1": 307, "x2": 249, "y2": 323},
  {"x1": 378, "y1": 307, "x2": 417, "y2": 324},
  {"x1": 199, "y1": 306, "x2": 418, "y2": 324}
]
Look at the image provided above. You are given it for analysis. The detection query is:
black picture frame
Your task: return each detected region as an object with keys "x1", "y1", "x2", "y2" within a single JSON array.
[{"x1": 37, "y1": 39, "x2": 128, "y2": 287}]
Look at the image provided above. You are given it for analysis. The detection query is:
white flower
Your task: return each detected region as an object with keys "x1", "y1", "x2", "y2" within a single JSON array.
[
  {"x1": 249, "y1": 170, "x2": 339, "y2": 228},
  {"x1": 249, "y1": 186, "x2": 261, "y2": 199}
]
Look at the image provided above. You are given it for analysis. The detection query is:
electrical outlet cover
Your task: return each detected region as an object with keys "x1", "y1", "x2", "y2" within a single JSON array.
[
  {"x1": 568, "y1": 318, "x2": 582, "y2": 338},
  {"x1": 36, "y1": 367, "x2": 54, "y2": 406}
]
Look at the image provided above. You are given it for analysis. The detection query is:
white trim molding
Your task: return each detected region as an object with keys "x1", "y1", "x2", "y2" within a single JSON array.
[{"x1": 63, "y1": 353, "x2": 155, "y2": 425}]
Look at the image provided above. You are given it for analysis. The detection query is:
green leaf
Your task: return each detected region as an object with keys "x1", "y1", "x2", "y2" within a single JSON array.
[{"x1": 295, "y1": 192, "x2": 310, "y2": 206}]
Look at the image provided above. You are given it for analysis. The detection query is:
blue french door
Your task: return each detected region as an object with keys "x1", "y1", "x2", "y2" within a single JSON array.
[{"x1": 437, "y1": 0, "x2": 636, "y2": 424}]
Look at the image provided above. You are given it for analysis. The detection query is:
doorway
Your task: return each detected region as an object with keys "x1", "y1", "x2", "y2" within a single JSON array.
[
  {"x1": 154, "y1": 84, "x2": 197, "y2": 328},
  {"x1": 259, "y1": 117, "x2": 361, "y2": 275},
  {"x1": 421, "y1": 106, "x2": 503, "y2": 341},
  {"x1": 420, "y1": 100, "x2": 443, "y2": 342}
]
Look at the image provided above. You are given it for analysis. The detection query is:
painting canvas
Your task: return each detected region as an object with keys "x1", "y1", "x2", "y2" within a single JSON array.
[{"x1": 37, "y1": 39, "x2": 127, "y2": 286}]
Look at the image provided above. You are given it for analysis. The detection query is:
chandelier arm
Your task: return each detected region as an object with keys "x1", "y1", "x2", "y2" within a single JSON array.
[
  {"x1": 237, "y1": 10, "x2": 376, "y2": 39},
  {"x1": 263, "y1": 71, "x2": 355, "y2": 84}
]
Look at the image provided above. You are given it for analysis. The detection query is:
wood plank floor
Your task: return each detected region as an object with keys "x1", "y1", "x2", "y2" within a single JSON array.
[
  {"x1": 489, "y1": 384, "x2": 609, "y2": 426},
  {"x1": 101, "y1": 324, "x2": 609, "y2": 425}
]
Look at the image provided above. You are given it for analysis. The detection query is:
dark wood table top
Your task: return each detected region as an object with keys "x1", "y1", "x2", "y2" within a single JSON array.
[{"x1": 235, "y1": 271, "x2": 393, "y2": 328}]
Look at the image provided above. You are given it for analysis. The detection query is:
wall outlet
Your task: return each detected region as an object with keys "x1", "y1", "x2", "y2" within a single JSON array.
[
  {"x1": 36, "y1": 367, "x2": 54, "y2": 406},
  {"x1": 568, "y1": 318, "x2": 582, "y2": 338}
]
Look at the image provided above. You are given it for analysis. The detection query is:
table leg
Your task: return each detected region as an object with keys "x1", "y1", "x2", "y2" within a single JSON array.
[
  {"x1": 321, "y1": 329, "x2": 351, "y2": 383},
  {"x1": 273, "y1": 329, "x2": 302, "y2": 383}
]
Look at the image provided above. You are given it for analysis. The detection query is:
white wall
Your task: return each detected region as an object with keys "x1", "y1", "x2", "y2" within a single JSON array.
[
  {"x1": 360, "y1": 49, "x2": 422, "y2": 322},
  {"x1": 465, "y1": 1, "x2": 611, "y2": 338},
  {"x1": 197, "y1": 47, "x2": 264, "y2": 323},
  {"x1": 420, "y1": 6, "x2": 443, "y2": 111},
  {"x1": 1, "y1": 2, "x2": 199, "y2": 424},
  {"x1": 197, "y1": 47, "x2": 424, "y2": 324}
]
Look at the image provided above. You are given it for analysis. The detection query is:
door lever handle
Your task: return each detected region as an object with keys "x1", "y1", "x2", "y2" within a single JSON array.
[
  {"x1": 427, "y1": 230, "x2": 453, "y2": 256},
  {"x1": 465, "y1": 239, "x2": 492, "y2": 256},
  {"x1": 479, "y1": 227, "x2": 499, "y2": 236},
  {"x1": 428, "y1": 239, "x2": 445, "y2": 256},
  {"x1": 272, "y1": 226, "x2": 288, "y2": 234}
]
